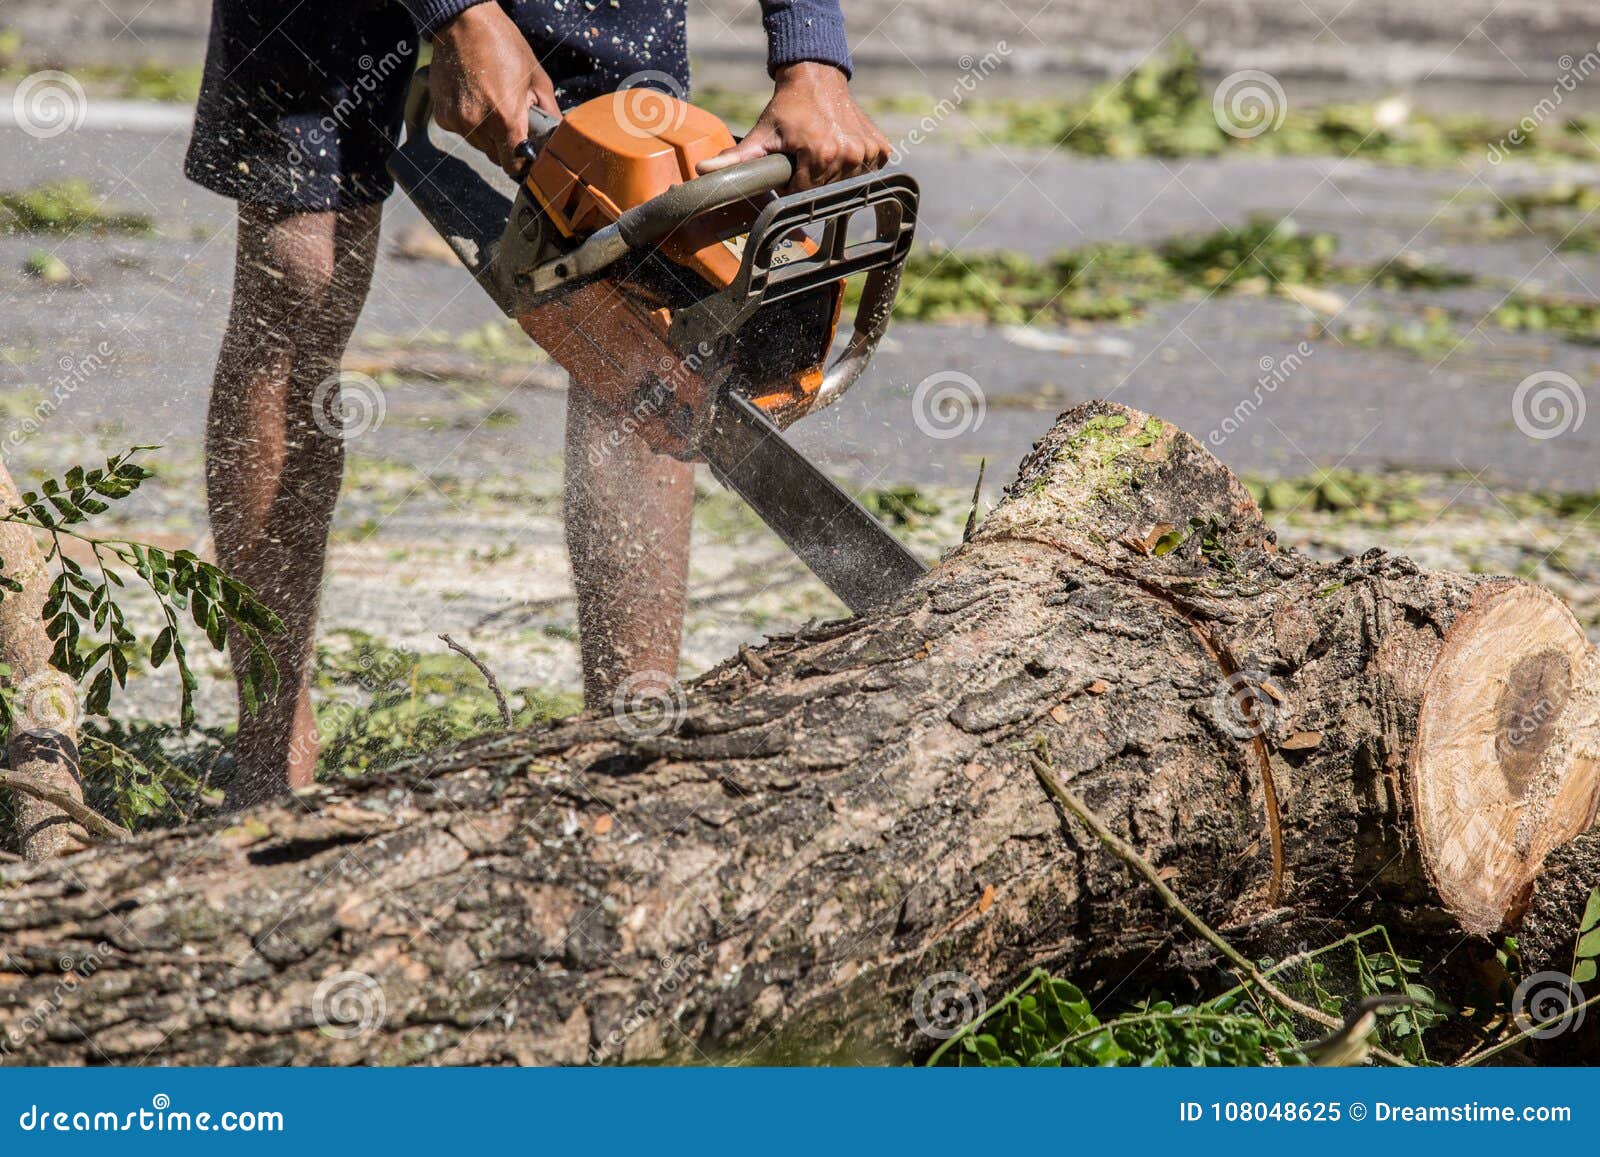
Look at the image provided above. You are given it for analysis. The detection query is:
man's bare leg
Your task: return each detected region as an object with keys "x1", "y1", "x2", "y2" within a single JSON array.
[
  {"x1": 205, "y1": 202, "x2": 381, "y2": 805},
  {"x1": 563, "y1": 386, "x2": 695, "y2": 707}
]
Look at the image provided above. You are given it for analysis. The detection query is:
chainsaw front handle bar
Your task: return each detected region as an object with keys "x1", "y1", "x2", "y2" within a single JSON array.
[{"x1": 530, "y1": 153, "x2": 793, "y2": 294}]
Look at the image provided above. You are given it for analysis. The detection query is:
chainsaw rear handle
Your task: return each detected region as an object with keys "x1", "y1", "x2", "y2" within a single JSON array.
[
  {"x1": 402, "y1": 66, "x2": 561, "y2": 157},
  {"x1": 399, "y1": 68, "x2": 794, "y2": 301}
]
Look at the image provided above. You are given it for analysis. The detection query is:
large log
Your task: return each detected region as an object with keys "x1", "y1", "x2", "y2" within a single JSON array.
[{"x1": 1, "y1": 401, "x2": 1597, "y2": 1065}]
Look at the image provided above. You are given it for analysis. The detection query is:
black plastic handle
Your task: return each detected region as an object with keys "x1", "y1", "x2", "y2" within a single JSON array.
[{"x1": 404, "y1": 67, "x2": 559, "y2": 157}]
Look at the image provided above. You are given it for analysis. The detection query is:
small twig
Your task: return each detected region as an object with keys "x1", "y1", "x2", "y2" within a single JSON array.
[
  {"x1": 438, "y1": 633, "x2": 512, "y2": 727},
  {"x1": 962, "y1": 459, "x2": 987, "y2": 543},
  {"x1": 0, "y1": 770, "x2": 130, "y2": 841},
  {"x1": 1456, "y1": 990, "x2": 1600, "y2": 1067},
  {"x1": 183, "y1": 744, "x2": 226, "y2": 825},
  {"x1": 925, "y1": 967, "x2": 1049, "y2": 1066},
  {"x1": 1027, "y1": 751, "x2": 1344, "y2": 1035}
]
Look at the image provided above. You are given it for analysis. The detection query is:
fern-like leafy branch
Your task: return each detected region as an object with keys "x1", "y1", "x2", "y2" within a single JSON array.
[{"x1": 0, "y1": 448, "x2": 283, "y2": 744}]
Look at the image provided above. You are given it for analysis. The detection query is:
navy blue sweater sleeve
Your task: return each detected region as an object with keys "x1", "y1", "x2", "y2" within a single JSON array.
[
  {"x1": 761, "y1": 0, "x2": 853, "y2": 76},
  {"x1": 401, "y1": 0, "x2": 852, "y2": 77},
  {"x1": 398, "y1": 0, "x2": 484, "y2": 38}
]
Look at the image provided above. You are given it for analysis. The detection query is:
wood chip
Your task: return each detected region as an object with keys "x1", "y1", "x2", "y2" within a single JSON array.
[
  {"x1": 593, "y1": 814, "x2": 613, "y2": 836},
  {"x1": 392, "y1": 223, "x2": 461, "y2": 264},
  {"x1": 1278, "y1": 281, "x2": 1349, "y2": 316},
  {"x1": 1050, "y1": 703, "x2": 1072, "y2": 724},
  {"x1": 1281, "y1": 730, "x2": 1323, "y2": 751},
  {"x1": 739, "y1": 644, "x2": 771, "y2": 679},
  {"x1": 1259, "y1": 679, "x2": 1286, "y2": 703},
  {"x1": 977, "y1": 884, "x2": 997, "y2": 913},
  {"x1": 1085, "y1": 679, "x2": 1110, "y2": 695},
  {"x1": 1119, "y1": 522, "x2": 1174, "y2": 556}
]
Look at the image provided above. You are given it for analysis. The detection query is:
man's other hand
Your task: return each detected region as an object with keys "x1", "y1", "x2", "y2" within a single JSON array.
[
  {"x1": 430, "y1": 3, "x2": 560, "y2": 178},
  {"x1": 697, "y1": 62, "x2": 890, "y2": 190}
]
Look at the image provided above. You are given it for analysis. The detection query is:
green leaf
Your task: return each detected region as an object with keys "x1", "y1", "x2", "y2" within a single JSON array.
[
  {"x1": 204, "y1": 604, "x2": 226, "y2": 652},
  {"x1": 86, "y1": 667, "x2": 113, "y2": 715},
  {"x1": 150, "y1": 626, "x2": 173, "y2": 669},
  {"x1": 1574, "y1": 926, "x2": 1600, "y2": 963},
  {"x1": 44, "y1": 493, "x2": 78, "y2": 521},
  {"x1": 1578, "y1": 887, "x2": 1600, "y2": 937}
]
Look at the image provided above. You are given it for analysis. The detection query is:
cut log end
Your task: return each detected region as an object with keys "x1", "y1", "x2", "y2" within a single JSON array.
[{"x1": 1412, "y1": 583, "x2": 1600, "y2": 935}]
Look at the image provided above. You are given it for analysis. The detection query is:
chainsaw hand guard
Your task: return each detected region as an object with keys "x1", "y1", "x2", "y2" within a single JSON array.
[{"x1": 671, "y1": 171, "x2": 918, "y2": 416}]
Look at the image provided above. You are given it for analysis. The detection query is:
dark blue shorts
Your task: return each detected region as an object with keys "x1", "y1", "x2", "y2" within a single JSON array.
[{"x1": 184, "y1": 0, "x2": 689, "y2": 211}]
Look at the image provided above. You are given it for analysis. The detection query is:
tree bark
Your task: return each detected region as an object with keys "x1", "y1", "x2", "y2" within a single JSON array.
[
  {"x1": 0, "y1": 458, "x2": 87, "y2": 861},
  {"x1": 1, "y1": 402, "x2": 1597, "y2": 1065}
]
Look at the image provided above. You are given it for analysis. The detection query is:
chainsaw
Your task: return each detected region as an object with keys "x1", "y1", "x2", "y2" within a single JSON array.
[{"x1": 387, "y1": 71, "x2": 926, "y2": 615}]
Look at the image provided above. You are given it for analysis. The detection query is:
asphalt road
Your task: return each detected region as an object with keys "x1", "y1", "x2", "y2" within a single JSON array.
[{"x1": 3, "y1": 108, "x2": 1599, "y2": 505}]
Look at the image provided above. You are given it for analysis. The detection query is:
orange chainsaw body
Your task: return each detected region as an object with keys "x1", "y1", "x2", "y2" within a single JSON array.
[{"x1": 514, "y1": 90, "x2": 838, "y2": 457}]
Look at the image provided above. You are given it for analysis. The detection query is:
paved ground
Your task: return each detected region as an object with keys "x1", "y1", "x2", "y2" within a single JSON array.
[
  {"x1": 3, "y1": 93, "x2": 1600, "y2": 735},
  {"x1": 4, "y1": 111, "x2": 1599, "y2": 489}
]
